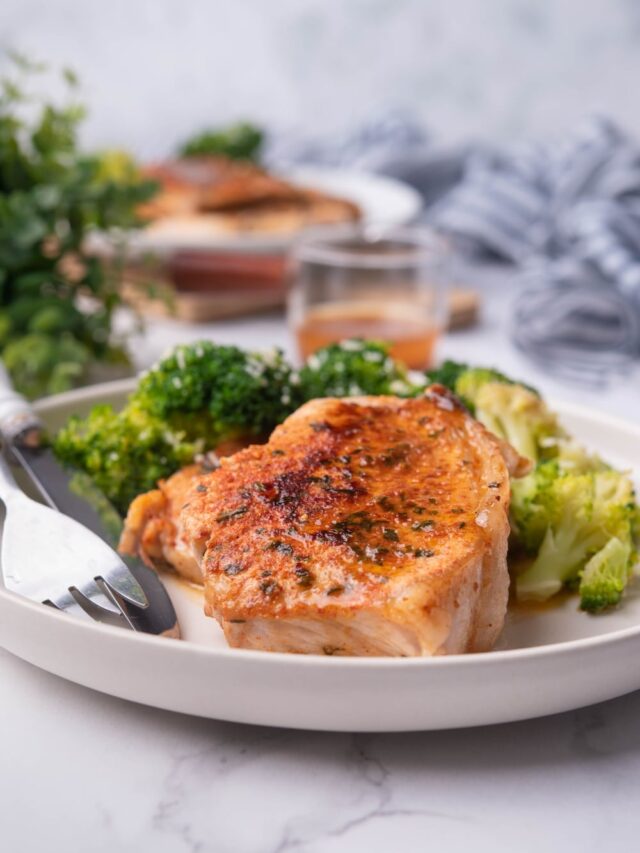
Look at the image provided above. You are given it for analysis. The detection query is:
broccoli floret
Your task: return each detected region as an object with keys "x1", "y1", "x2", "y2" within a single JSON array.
[
  {"x1": 53, "y1": 339, "x2": 424, "y2": 514},
  {"x1": 428, "y1": 361, "x2": 558, "y2": 463},
  {"x1": 511, "y1": 444, "x2": 621, "y2": 554},
  {"x1": 133, "y1": 342, "x2": 299, "y2": 444},
  {"x1": 427, "y1": 360, "x2": 640, "y2": 613},
  {"x1": 178, "y1": 122, "x2": 264, "y2": 161},
  {"x1": 425, "y1": 360, "x2": 471, "y2": 392},
  {"x1": 299, "y1": 340, "x2": 422, "y2": 400},
  {"x1": 53, "y1": 341, "x2": 300, "y2": 513},
  {"x1": 553, "y1": 439, "x2": 610, "y2": 475},
  {"x1": 53, "y1": 404, "x2": 199, "y2": 514},
  {"x1": 455, "y1": 367, "x2": 528, "y2": 408},
  {"x1": 515, "y1": 467, "x2": 638, "y2": 611},
  {"x1": 425, "y1": 361, "x2": 537, "y2": 410},
  {"x1": 510, "y1": 460, "x2": 561, "y2": 553},
  {"x1": 471, "y1": 382, "x2": 564, "y2": 464},
  {"x1": 579, "y1": 537, "x2": 633, "y2": 612}
]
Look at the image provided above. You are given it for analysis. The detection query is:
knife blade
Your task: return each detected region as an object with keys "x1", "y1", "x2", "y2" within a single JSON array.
[{"x1": 0, "y1": 365, "x2": 179, "y2": 637}]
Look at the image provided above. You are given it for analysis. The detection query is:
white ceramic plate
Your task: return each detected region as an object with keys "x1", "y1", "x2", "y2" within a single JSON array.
[
  {"x1": 122, "y1": 166, "x2": 423, "y2": 255},
  {"x1": 0, "y1": 380, "x2": 639, "y2": 732}
]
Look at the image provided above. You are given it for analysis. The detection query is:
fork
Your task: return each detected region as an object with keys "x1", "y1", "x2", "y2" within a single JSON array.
[{"x1": 0, "y1": 447, "x2": 148, "y2": 629}]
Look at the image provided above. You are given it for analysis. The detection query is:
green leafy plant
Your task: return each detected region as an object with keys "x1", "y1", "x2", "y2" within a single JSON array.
[
  {"x1": 177, "y1": 121, "x2": 264, "y2": 161},
  {"x1": 0, "y1": 53, "x2": 158, "y2": 398}
]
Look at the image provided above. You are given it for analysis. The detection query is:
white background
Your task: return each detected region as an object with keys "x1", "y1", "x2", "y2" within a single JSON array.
[{"x1": 3, "y1": 0, "x2": 640, "y2": 157}]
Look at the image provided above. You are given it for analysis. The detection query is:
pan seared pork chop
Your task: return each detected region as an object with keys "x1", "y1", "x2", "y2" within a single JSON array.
[{"x1": 121, "y1": 388, "x2": 529, "y2": 656}]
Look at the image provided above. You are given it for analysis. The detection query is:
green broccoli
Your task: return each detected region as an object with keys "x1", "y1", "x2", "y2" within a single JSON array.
[
  {"x1": 579, "y1": 538, "x2": 633, "y2": 612},
  {"x1": 552, "y1": 439, "x2": 610, "y2": 475},
  {"x1": 515, "y1": 466, "x2": 639, "y2": 611},
  {"x1": 132, "y1": 342, "x2": 300, "y2": 445},
  {"x1": 299, "y1": 340, "x2": 422, "y2": 400},
  {"x1": 471, "y1": 382, "x2": 564, "y2": 464},
  {"x1": 425, "y1": 360, "x2": 533, "y2": 411},
  {"x1": 54, "y1": 339, "x2": 428, "y2": 514},
  {"x1": 424, "y1": 359, "x2": 471, "y2": 392},
  {"x1": 178, "y1": 122, "x2": 264, "y2": 161},
  {"x1": 54, "y1": 341, "x2": 300, "y2": 513},
  {"x1": 54, "y1": 404, "x2": 199, "y2": 514},
  {"x1": 426, "y1": 360, "x2": 559, "y2": 463},
  {"x1": 510, "y1": 460, "x2": 561, "y2": 553},
  {"x1": 426, "y1": 359, "x2": 640, "y2": 611}
]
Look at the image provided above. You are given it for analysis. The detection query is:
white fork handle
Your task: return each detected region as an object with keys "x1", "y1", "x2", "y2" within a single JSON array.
[{"x1": 0, "y1": 362, "x2": 42, "y2": 442}]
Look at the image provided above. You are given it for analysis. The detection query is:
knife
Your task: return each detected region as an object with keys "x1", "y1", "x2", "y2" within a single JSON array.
[{"x1": 0, "y1": 363, "x2": 179, "y2": 637}]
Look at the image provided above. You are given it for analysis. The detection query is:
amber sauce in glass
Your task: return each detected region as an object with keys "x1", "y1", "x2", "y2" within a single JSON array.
[{"x1": 295, "y1": 302, "x2": 440, "y2": 369}]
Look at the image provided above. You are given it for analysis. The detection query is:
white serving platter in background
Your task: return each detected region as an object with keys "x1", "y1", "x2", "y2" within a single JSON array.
[
  {"x1": 0, "y1": 379, "x2": 639, "y2": 732},
  {"x1": 122, "y1": 166, "x2": 424, "y2": 255}
]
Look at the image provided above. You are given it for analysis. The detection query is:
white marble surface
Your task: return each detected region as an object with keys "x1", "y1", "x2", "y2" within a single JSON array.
[
  {"x1": 4, "y1": 645, "x2": 640, "y2": 853},
  {"x1": 2, "y1": 280, "x2": 640, "y2": 852},
  {"x1": 4, "y1": 0, "x2": 640, "y2": 155}
]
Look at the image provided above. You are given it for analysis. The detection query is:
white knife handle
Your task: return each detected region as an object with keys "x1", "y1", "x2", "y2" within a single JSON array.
[
  {"x1": 0, "y1": 361, "x2": 43, "y2": 442},
  {"x1": 0, "y1": 444, "x2": 25, "y2": 500}
]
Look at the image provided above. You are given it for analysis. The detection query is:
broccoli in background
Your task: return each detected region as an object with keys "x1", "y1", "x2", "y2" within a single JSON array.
[
  {"x1": 426, "y1": 360, "x2": 533, "y2": 408},
  {"x1": 424, "y1": 359, "x2": 471, "y2": 394},
  {"x1": 299, "y1": 339, "x2": 422, "y2": 400},
  {"x1": 178, "y1": 122, "x2": 264, "y2": 161}
]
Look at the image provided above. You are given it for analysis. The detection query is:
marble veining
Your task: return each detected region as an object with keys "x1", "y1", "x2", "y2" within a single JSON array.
[{"x1": 4, "y1": 639, "x2": 640, "y2": 853}]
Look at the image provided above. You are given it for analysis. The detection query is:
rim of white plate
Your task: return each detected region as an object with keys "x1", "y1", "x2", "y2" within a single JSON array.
[{"x1": 0, "y1": 378, "x2": 637, "y2": 669}]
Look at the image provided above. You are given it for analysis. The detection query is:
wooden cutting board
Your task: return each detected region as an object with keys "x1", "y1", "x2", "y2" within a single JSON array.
[
  {"x1": 121, "y1": 251, "x2": 480, "y2": 328},
  {"x1": 124, "y1": 279, "x2": 479, "y2": 328}
]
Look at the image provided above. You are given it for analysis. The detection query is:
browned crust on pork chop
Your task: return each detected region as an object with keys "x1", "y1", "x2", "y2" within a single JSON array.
[{"x1": 148, "y1": 388, "x2": 527, "y2": 656}]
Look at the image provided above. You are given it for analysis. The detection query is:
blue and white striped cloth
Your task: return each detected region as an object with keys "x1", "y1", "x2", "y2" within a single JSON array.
[
  {"x1": 430, "y1": 117, "x2": 640, "y2": 384},
  {"x1": 265, "y1": 110, "x2": 432, "y2": 173}
]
